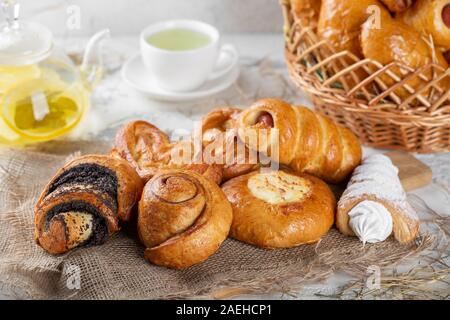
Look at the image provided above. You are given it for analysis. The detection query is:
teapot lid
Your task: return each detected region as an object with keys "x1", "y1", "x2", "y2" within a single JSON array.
[{"x1": 0, "y1": 1, "x2": 53, "y2": 66}]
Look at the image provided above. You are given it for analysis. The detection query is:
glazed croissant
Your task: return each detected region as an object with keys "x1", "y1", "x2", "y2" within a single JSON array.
[
  {"x1": 138, "y1": 170, "x2": 232, "y2": 269},
  {"x1": 290, "y1": 0, "x2": 322, "y2": 29},
  {"x1": 236, "y1": 99, "x2": 362, "y2": 184},
  {"x1": 399, "y1": 0, "x2": 450, "y2": 50},
  {"x1": 200, "y1": 107, "x2": 259, "y2": 180},
  {"x1": 35, "y1": 155, "x2": 143, "y2": 254},
  {"x1": 111, "y1": 120, "x2": 223, "y2": 184},
  {"x1": 337, "y1": 154, "x2": 420, "y2": 244},
  {"x1": 318, "y1": 0, "x2": 389, "y2": 58},
  {"x1": 361, "y1": 11, "x2": 450, "y2": 99},
  {"x1": 379, "y1": 0, "x2": 413, "y2": 13}
]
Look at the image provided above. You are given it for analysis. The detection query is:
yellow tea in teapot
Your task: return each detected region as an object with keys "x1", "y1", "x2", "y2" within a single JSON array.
[{"x1": 0, "y1": 65, "x2": 88, "y2": 145}]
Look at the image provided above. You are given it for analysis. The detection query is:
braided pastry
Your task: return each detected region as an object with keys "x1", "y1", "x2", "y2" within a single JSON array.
[
  {"x1": 200, "y1": 107, "x2": 259, "y2": 180},
  {"x1": 34, "y1": 155, "x2": 143, "y2": 254},
  {"x1": 138, "y1": 170, "x2": 232, "y2": 269},
  {"x1": 235, "y1": 99, "x2": 362, "y2": 183},
  {"x1": 111, "y1": 120, "x2": 222, "y2": 184}
]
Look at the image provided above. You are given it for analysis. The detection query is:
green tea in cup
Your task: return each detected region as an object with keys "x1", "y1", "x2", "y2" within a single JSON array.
[
  {"x1": 140, "y1": 20, "x2": 238, "y2": 91},
  {"x1": 147, "y1": 28, "x2": 212, "y2": 51}
]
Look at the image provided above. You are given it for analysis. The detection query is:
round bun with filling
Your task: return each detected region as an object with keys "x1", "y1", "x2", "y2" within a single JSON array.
[{"x1": 221, "y1": 169, "x2": 336, "y2": 249}]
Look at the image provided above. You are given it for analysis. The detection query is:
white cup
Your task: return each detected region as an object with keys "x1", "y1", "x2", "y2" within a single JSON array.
[{"x1": 140, "y1": 20, "x2": 238, "y2": 92}]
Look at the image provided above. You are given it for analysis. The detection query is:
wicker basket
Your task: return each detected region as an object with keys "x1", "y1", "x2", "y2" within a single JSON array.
[{"x1": 280, "y1": 1, "x2": 450, "y2": 153}]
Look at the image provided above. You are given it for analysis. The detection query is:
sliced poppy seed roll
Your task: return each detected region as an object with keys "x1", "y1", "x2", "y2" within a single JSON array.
[{"x1": 35, "y1": 155, "x2": 143, "y2": 255}]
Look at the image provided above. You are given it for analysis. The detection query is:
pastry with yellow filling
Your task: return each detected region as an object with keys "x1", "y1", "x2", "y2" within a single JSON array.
[{"x1": 222, "y1": 170, "x2": 336, "y2": 249}]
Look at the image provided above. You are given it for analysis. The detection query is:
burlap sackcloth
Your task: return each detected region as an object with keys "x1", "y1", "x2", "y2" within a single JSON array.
[{"x1": 0, "y1": 142, "x2": 433, "y2": 299}]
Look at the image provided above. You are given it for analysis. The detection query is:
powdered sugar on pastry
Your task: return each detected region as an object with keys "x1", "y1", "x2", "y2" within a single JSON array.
[
  {"x1": 338, "y1": 154, "x2": 419, "y2": 244},
  {"x1": 340, "y1": 154, "x2": 417, "y2": 220}
]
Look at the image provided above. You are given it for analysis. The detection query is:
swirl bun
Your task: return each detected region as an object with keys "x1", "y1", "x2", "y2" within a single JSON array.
[{"x1": 138, "y1": 170, "x2": 232, "y2": 269}]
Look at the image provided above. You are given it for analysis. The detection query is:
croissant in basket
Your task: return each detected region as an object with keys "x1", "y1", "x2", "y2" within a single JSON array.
[
  {"x1": 290, "y1": 0, "x2": 322, "y2": 29},
  {"x1": 34, "y1": 155, "x2": 143, "y2": 254},
  {"x1": 138, "y1": 170, "x2": 232, "y2": 269},
  {"x1": 379, "y1": 0, "x2": 413, "y2": 13},
  {"x1": 235, "y1": 99, "x2": 362, "y2": 184},
  {"x1": 281, "y1": 0, "x2": 450, "y2": 152},
  {"x1": 111, "y1": 120, "x2": 223, "y2": 184},
  {"x1": 399, "y1": 0, "x2": 450, "y2": 50},
  {"x1": 318, "y1": 0, "x2": 390, "y2": 59},
  {"x1": 361, "y1": 11, "x2": 450, "y2": 99}
]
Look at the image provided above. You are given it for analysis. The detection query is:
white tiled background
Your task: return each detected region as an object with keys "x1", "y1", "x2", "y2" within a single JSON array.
[{"x1": 19, "y1": 0, "x2": 284, "y2": 36}]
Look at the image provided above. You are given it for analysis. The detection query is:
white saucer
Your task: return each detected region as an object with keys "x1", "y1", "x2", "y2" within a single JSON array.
[{"x1": 121, "y1": 54, "x2": 240, "y2": 102}]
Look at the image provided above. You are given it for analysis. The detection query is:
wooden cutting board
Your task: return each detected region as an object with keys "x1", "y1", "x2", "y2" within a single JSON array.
[{"x1": 384, "y1": 151, "x2": 432, "y2": 192}]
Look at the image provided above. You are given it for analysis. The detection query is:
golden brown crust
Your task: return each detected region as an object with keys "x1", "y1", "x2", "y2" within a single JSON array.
[
  {"x1": 201, "y1": 107, "x2": 258, "y2": 180},
  {"x1": 237, "y1": 99, "x2": 298, "y2": 164},
  {"x1": 445, "y1": 51, "x2": 450, "y2": 64},
  {"x1": 291, "y1": 0, "x2": 322, "y2": 29},
  {"x1": 111, "y1": 120, "x2": 172, "y2": 181},
  {"x1": 34, "y1": 155, "x2": 143, "y2": 254},
  {"x1": 138, "y1": 170, "x2": 232, "y2": 269},
  {"x1": 111, "y1": 120, "x2": 223, "y2": 184},
  {"x1": 336, "y1": 126, "x2": 363, "y2": 182},
  {"x1": 361, "y1": 12, "x2": 450, "y2": 98},
  {"x1": 318, "y1": 0, "x2": 389, "y2": 58},
  {"x1": 221, "y1": 170, "x2": 335, "y2": 248},
  {"x1": 236, "y1": 98, "x2": 362, "y2": 184},
  {"x1": 379, "y1": 0, "x2": 413, "y2": 13},
  {"x1": 399, "y1": 0, "x2": 450, "y2": 50}
]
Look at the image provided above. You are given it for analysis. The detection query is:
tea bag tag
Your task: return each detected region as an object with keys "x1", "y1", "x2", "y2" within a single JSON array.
[{"x1": 31, "y1": 91, "x2": 50, "y2": 121}]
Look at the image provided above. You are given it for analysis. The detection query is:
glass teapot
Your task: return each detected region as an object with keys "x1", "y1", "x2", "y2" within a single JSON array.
[{"x1": 0, "y1": 0, "x2": 109, "y2": 145}]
